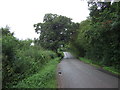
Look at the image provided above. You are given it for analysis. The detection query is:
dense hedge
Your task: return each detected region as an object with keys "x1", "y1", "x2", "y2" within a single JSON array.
[
  {"x1": 70, "y1": 2, "x2": 120, "y2": 70},
  {"x1": 1, "y1": 27, "x2": 58, "y2": 88}
]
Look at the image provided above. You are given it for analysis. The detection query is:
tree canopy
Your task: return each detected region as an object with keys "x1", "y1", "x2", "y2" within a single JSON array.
[
  {"x1": 70, "y1": 2, "x2": 120, "y2": 69},
  {"x1": 34, "y1": 13, "x2": 79, "y2": 51}
]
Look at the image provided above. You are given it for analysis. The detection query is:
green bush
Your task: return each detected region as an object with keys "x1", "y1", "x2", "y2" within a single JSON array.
[
  {"x1": 70, "y1": 2, "x2": 120, "y2": 71},
  {"x1": 2, "y1": 27, "x2": 19, "y2": 87},
  {"x1": 57, "y1": 48, "x2": 64, "y2": 59},
  {"x1": 9, "y1": 46, "x2": 58, "y2": 87},
  {"x1": 12, "y1": 58, "x2": 59, "y2": 88},
  {"x1": 1, "y1": 27, "x2": 59, "y2": 88}
]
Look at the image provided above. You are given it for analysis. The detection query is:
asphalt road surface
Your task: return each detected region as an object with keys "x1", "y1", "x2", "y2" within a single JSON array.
[{"x1": 57, "y1": 52, "x2": 119, "y2": 88}]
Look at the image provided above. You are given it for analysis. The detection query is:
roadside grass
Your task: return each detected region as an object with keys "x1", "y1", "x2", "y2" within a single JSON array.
[
  {"x1": 79, "y1": 57, "x2": 120, "y2": 76},
  {"x1": 12, "y1": 58, "x2": 59, "y2": 88},
  {"x1": 80, "y1": 57, "x2": 100, "y2": 68},
  {"x1": 103, "y1": 67, "x2": 120, "y2": 75}
]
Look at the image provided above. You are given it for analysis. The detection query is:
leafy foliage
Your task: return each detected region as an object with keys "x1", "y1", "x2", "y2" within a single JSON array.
[
  {"x1": 2, "y1": 27, "x2": 18, "y2": 87},
  {"x1": 34, "y1": 13, "x2": 79, "y2": 51},
  {"x1": 70, "y1": 2, "x2": 120, "y2": 70},
  {"x1": 2, "y1": 27, "x2": 59, "y2": 88},
  {"x1": 12, "y1": 58, "x2": 59, "y2": 88}
]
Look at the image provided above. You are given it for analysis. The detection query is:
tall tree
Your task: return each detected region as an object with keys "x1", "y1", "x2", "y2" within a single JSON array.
[
  {"x1": 70, "y1": 2, "x2": 120, "y2": 69},
  {"x1": 34, "y1": 13, "x2": 79, "y2": 51},
  {"x1": 87, "y1": 2, "x2": 120, "y2": 67},
  {"x1": 1, "y1": 27, "x2": 18, "y2": 87}
]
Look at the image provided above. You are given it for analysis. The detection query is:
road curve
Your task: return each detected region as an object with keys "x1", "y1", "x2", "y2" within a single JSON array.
[{"x1": 57, "y1": 52, "x2": 119, "y2": 88}]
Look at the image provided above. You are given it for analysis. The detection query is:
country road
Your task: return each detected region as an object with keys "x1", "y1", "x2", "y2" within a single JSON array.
[{"x1": 57, "y1": 52, "x2": 119, "y2": 88}]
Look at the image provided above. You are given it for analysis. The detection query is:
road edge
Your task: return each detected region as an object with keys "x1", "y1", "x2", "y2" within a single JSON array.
[{"x1": 79, "y1": 58, "x2": 120, "y2": 79}]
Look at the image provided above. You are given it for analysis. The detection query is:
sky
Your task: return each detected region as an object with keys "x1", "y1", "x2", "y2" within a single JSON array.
[{"x1": 0, "y1": 0, "x2": 90, "y2": 40}]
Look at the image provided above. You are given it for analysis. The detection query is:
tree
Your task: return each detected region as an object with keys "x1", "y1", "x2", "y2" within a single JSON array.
[
  {"x1": 87, "y1": 2, "x2": 120, "y2": 66},
  {"x1": 1, "y1": 26, "x2": 18, "y2": 87},
  {"x1": 34, "y1": 13, "x2": 79, "y2": 51},
  {"x1": 71, "y1": 2, "x2": 120, "y2": 70}
]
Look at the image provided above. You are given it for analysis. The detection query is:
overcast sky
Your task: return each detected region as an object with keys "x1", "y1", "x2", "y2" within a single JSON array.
[{"x1": 0, "y1": 0, "x2": 90, "y2": 40}]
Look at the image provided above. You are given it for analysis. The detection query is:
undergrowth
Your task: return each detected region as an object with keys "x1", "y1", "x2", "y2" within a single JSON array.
[
  {"x1": 12, "y1": 58, "x2": 59, "y2": 88},
  {"x1": 79, "y1": 57, "x2": 120, "y2": 76}
]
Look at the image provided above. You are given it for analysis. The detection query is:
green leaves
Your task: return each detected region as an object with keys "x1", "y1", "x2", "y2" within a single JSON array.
[
  {"x1": 1, "y1": 26, "x2": 59, "y2": 88},
  {"x1": 2, "y1": 27, "x2": 18, "y2": 86},
  {"x1": 34, "y1": 13, "x2": 79, "y2": 51},
  {"x1": 12, "y1": 58, "x2": 59, "y2": 88},
  {"x1": 70, "y1": 2, "x2": 120, "y2": 70}
]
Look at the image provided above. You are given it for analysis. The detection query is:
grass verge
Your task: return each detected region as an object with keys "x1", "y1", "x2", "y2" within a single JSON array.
[
  {"x1": 79, "y1": 57, "x2": 120, "y2": 76},
  {"x1": 12, "y1": 58, "x2": 60, "y2": 88}
]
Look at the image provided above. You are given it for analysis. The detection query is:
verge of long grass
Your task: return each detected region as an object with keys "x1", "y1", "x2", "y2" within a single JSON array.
[
  {"x1": 79, "y1": 57, "x2": 120, "y2": 76},
  {"x1": 12, "y1": 58, "x2": 59, "y2": 88}
]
